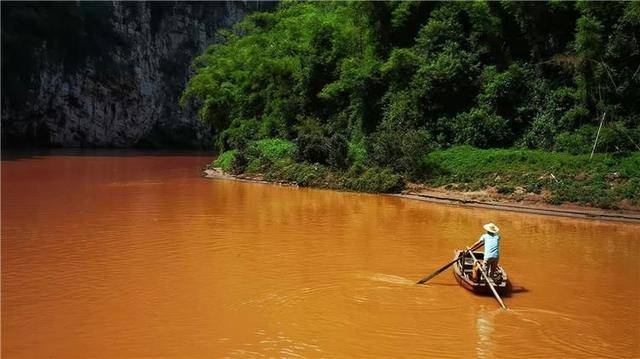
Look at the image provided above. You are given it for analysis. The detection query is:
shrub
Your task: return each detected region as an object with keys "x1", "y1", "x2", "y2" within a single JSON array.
[
  {"x1": 247, "y1": 138, "x2": 297, "y2": 164},
  {"x1": 326, "y1": 133, "x2": 349, "y2": 169},
  {"x1": 518, "y1": 113, "x2": 558, "y2": 150},
  {"x1": 448, "y1": 107, "x2": 512, "y2": 148},
  {"x1": 477, "y1": 64, "x2": 536, "y2": 128},
  {"x1": 216, "y1": 118, "x2": 261, "y2": 152},
  {"x1": 265, "y1": 161, "x2": 328, "y2": 187},
  {"x1": 347, "y1": 138, "x2": 367, "y2": 172},
  {"x1": 553, "y1": 124, "x2": 637, "y2": 155},
  {"x1": 619, "y1": 153, "x2": 640, "y2": 178},
  {"x1": 295, "y1": 117, "x2": 331, "y2": 165},
  {"x1": 229, "y1": 150, "x2": 249, "y2": 174},
  {"x1": 245, "y1": 158, "x2": 263, "y2": 173},
  {"x1": 297, "y1": 134, "x2": 329, "y2": 164},
  {"x1": 380, "y1": 89, "x2": 423, "y2": 129},
  {"x1": 368, "y1": 127, "x2": 432, "y2": 178},
  {"x1": 213, "y1": 150, "x2": 237, "y2": 172},
  {"x1": 554, "y1": 125, "x2": 597, "y2": 154},
  {"x1": 221, "y1": 138, "x2": 296, "y2": 173},
  {"x1": 340, "y1": 167, "x2": 404, "y2": 193}
]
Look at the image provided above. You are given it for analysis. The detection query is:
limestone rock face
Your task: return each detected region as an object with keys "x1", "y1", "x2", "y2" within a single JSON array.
[{"x1": 2, "y1": 2, "x2": 253, "y2": 148}]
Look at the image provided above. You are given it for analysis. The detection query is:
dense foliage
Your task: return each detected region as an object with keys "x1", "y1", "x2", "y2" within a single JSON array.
[{"x1": 186, "y1": 1, "x2": 639, "y2": 205}]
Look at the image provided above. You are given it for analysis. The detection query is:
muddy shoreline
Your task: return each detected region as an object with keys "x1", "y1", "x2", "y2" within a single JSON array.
[{"x1": 203, "y1": 168, "x2": 640, "y2": 224}]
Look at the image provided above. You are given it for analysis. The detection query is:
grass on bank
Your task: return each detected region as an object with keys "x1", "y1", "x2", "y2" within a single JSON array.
[
  {"x1": 424, "y1": 146, "x2": 639, "y2": 208},
  {"x1": 212, "y1": 139, "x2": 639, "y2": 209}
]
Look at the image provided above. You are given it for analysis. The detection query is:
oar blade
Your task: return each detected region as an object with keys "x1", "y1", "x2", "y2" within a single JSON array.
[
  {"x1": 416, "y1": 272, "x2": 438, "y2": 285},
  {"x1": 417, "y1": 257, "x2": 458, "y2": 284}
]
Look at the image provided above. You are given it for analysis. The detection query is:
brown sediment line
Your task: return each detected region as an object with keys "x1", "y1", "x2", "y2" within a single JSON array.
[
  {"x1": 203, "y1": 168, "x2": 295, "y2": 187},
  {"x1": 203, "y1": 168, "x2": 640, "y2": 224},
  {"x1": 394, "y1": 193, "x2": 640, "y2": 224}
]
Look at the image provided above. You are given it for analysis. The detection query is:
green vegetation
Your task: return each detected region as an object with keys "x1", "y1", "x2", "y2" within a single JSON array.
[
  {"x1": 212, "y1": 150, "x2": 237, "y2": 172},
  {"x1": 212, "y1": 139, "x2": 403, "y2": 192},
  {"x1": 425, "y1": 146, "x2": 639, "y2": 208},
  {"x1": 186, "y1": 1, "x2": 639, "y2": 208}
]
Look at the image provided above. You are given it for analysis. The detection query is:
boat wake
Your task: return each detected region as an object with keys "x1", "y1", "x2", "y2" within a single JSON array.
[
  {"x1": 498, "y1": 307, "x2": 624, "y2": 359},
  {"x1": 363, "y1": 273, "x2": 416, "y2": 285}
]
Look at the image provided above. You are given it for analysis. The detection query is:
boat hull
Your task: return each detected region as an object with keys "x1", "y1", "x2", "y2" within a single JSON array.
[{"x1": 452, "y1": 250, "x2": 509, "y2": 295}]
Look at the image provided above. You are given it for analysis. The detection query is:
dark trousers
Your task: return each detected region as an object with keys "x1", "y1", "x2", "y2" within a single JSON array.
[{"x1": 484, "y1": 257, "x2": 499, "y2": 276}]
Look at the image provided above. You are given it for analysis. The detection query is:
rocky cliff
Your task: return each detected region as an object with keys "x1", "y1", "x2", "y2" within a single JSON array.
[{"x1": 2, "y1": 1, "x2": 265, "y2": 148}]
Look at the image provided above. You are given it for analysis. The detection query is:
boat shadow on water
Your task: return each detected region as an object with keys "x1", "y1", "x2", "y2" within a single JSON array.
[
  {"x1": 423, "y1": 282, "x2": 460, "y2": 287},
  {"x1": 463, "y1": 282, "x2": 531, "y2": 299},
  {"x1": 426, "y1": 280, "x2": 529, "y2": 299},
  {"x1": 501, "y1": 284, "x2": 529, "y2": 298}
]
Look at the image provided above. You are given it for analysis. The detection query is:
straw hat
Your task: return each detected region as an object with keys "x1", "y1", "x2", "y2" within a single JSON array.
[{"x1": 483, "y1": 223, "x2": 500, "y2": 234}]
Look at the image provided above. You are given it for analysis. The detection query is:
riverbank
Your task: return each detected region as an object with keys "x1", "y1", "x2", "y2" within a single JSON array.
[
  {"x1": 396, "y1": 189, "x2": 640, "y2": 223},
  {"x1": 203, "y1": 168, "x2": 640, "y2": 223},
  {"x1": 208, "y1": 142, "x2": 639, "y2": 212}
]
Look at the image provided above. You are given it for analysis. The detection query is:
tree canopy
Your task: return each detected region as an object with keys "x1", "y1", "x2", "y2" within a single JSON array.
[{"x1": 182, "y1": 1, "x2": 640, "y2": 176}]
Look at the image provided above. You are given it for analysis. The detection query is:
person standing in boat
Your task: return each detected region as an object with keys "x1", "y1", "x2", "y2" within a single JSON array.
[{"x1": 471, "y1": 223, "x2": 501, "y2": 278}]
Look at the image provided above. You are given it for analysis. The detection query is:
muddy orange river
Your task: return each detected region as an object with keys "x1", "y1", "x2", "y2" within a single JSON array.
[{"x1": 2, "y1": 151, "x2": 639, "y2": 358}]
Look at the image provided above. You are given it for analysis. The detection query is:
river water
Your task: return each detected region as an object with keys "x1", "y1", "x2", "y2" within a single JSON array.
[{"x1": 2, "y1": 151, "x2": 639, "y2": 358}]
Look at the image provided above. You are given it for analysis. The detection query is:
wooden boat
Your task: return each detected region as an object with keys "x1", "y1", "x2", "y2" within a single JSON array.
[{"x1": 452, "y1": 250, "x2": 509, "y2": 295}]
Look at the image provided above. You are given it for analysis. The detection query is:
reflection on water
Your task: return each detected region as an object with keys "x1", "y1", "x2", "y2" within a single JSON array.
[
  {"x1": 476, "y1": 307, "x2": 495, "y2": 359},
  {"x1": 2, "y1": 152, "x2": 639, "y2": 358}
]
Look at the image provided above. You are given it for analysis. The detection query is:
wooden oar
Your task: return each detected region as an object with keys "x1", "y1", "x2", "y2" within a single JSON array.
[
  {"x1": 417, "y1": 242, "x2": 482, "y2": 285},
  {"x1": 466, "y1": 247, "x2": 508, "y2": 310}
]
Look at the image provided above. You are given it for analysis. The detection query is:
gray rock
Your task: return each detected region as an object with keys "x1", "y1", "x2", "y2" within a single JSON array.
[{"x1": 1, "y1": 1, "x2": 259, "y2": 148}]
